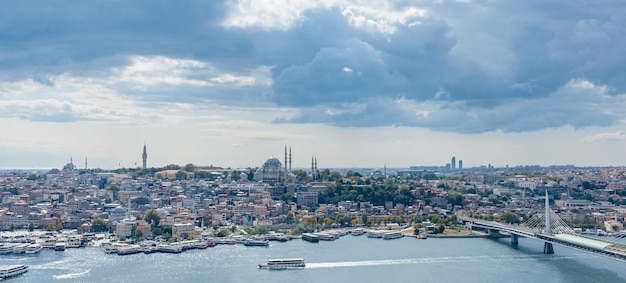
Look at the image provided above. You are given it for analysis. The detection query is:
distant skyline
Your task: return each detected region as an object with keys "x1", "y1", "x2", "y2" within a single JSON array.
[{"x1": 1, "y1": 1, "x2": 626, "y2": 169}]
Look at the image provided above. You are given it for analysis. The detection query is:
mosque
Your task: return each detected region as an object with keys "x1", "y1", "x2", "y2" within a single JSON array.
[{"x1": 254, "y1": 146, "x2": 294, "y2": 183}]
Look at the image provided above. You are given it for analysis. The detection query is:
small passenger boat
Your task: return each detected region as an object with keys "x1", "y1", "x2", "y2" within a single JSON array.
[
  {"x1": 258, "y1": 258, "x2": 305, "y2": 270},
  {"x1": 0, "y1": 264, "x2": 28, "y2": 279},
  {"x1": 243, "y1": 240, "x2": 269, "y2": 247}
]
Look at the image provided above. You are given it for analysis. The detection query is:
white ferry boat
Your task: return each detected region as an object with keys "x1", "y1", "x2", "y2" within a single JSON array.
[
  {"x1": 12, "y1": 243, "x2": 30, "y2": 254},
  {"x1": 40, "y1": 237, "x2": 57, "y2": 249},
  {"x1": 382, "y1": 231, "x2": 403, "y2": 240},
  {"x1": 0, "y1": 244, "x2": 15, "y2": 254},
  {"x1": 314, "y1": 232, "x2": 338, "y2": 241},
  {"x1": 259, "y1": 258, "x2": 305, "y2": 270},
  {"x1": 54, "y1": 243, "x2": 66, "y2": 251},
  {"x1": 103, "y1": 243, "x2": 122, "y2": 254},
  {"x1": 367, "y1": 231, "x2": 383, "y2": 238},
  {"x1": 350, "y1": 228, "x2": 365, "y2": 236},
  {"x1": 0, "y1": 264, "x2": 28, "y2": 279},
  {"x1": 243, "y1": 240, "x2": 269, "y2": 247},
  {"x1": 301, "y1": 233, "x2": 319, "y2": 243},
  {"x1": 25, "y1": 243, "x2": 42, "y2": 254},
  {"x1": 117, "y1": 244, "x2": 142, "y2": 256},
  {"x1": 157, "y1": 244, "x2": 182, "y2": 254}
]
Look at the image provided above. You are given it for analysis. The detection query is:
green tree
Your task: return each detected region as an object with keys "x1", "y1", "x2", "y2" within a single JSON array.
[
  {"x1": 184, "y1": 163, "x2": 196, "y2": 172},
  {"x1": 361, "y1": 213, "x2": 369, "y2": 226},
  {"x1": 285, "y1": 211, "x2": 295, "y2": 224},
  {"x1": 320, "y1": 168, "x2": 331, "y2": 181},
  {"x1": 144, "y1": 210, "x2": 161, "y2": 226},
  {"x1": 26, "y1": 174, "x2": 39, "y2": 181},
  {"x1": 55, "y1": 223, "x2": 63, "y2": 232},
  {"x1": 9, "y1": 224, "x2": 15, "y2": 232},
  {"x1": 165, "y1": 164, "x2": 180, "y2": 170},
  {"x1": 135, "y1": 228, "x2": 144, "y2": 241},
  {"x1": 292, "y1": 169, "x2": 309, "y2": 182},
  {"x1": 108, "y1": 184, "x2": 121, "y2": 199},
  {"x1": 28, "y1": 221, "x2": 35, "y2": 232},
  {"x1": 436, "y1": 223, "x2": 445, "y2": 234},
  {"x1": 282, "y1": 191, "x2": 295, "y2": 203},
  {"x1": 91, "y1": 219, "x2": 108, "y2": 232},
  {"x1": 175, "y1": 170, "x2": 187, "y2": 180},
  {"x1": 131, "y1": 197, "x2": 150, "y2": 206},
  {"x1": 231, "y1": 170, "x2": 241, "y2": 181},
  {"x1": 499, "y1": 211, "x2": 521, "y2": 224},
  {"x1": 329, "y1": 171, "x2": 342, "y2": 182},
  {"x1": 151, "y1": 227, "x2": 162, "y2": 236},
  {"x1": 163, "y1": 226, "x2": 172, "y2": 235}
]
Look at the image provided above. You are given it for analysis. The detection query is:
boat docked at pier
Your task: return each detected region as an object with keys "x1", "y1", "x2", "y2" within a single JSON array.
[
  {"x1": 367, "y1": 231, "x2": 384, "y2": 238},
  {"x1": 382, "y1": 231, "x2": 403, "y2": 240},
  {"x1": 54, "y1": 243, "x2": 66, "y2": 251},
  {"x1": 350, "y1": 228, "x2": 365, "y2": 236},
  {"x1": 259, "y1": 258, "x2": 305, "y2": 270},
  {"x1": 25, "y1": 243, "x2": 42, "y2": 254},
  {"x1": 243, "y1": 240, "x2": 269, "y2": 247},
  {"x1": 116, "y1": 244, "x2": 142, "y2": 256},
  {"x1": 301, "y1": 233, "x2": 319, "y2": 243},
  {"x1": 12, "y1": 243, "x2": 30, "y2": 254},
  {"x1": 314, "y1": 232, "x2": 339, "y2": 241},
  {"x1": 0, "y1": 264, "x2": 28, "y2": 279},
  {"x1": 157, "y1": 244, "x2": 182, "y2": 254},
  {"x1": 0, "y1": 244, "x2": 14, "y2": 254}
]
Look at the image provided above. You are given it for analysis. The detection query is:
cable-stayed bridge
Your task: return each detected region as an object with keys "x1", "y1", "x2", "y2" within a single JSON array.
[{"x1": 461, "y1": 192, "x2": 626, "y2": 263}]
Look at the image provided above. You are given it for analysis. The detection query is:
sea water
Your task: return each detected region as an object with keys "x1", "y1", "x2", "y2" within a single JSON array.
[{"x1": 1, "y1": 236, "x2": 625, "y2": 283}]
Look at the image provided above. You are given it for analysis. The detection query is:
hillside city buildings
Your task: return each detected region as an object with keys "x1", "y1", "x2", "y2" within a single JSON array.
[{"x1": 1, "y1": 147, "x2": 625, "y2": 240}]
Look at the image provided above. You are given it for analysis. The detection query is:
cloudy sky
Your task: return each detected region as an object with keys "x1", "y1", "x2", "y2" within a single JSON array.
[{"x1": 1, "y1": 0, "x2": 626, "y2": 169}]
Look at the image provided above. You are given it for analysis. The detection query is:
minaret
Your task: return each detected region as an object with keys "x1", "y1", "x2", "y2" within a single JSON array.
[
  {"x1": 284, "y1": 145, "x2": 288, "y2": 172},
  {"x1": 311, "y1": 156, "x2": 315, "y2": 180},
  {"x1": 142, "y1": 144, "x2": 148, "y2": 170},
  {"x1": 314, "y1": 156, "x2": 318, "y2": 176},
  {"x1": 85, "y1": 158, "x2": 88, "y2": 170},
  {"x1": 289, "y1": 147, "x2": 292, "y2": 172}
]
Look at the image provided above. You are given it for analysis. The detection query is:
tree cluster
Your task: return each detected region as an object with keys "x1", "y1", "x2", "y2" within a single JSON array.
[{"x1": 319, "y1": 184, "x2": 415, "y2": 206}]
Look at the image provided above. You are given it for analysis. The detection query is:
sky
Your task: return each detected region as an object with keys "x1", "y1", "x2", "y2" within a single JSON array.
[{"x1": 1, "y1": 0, "x2": 626, "y2": 170}]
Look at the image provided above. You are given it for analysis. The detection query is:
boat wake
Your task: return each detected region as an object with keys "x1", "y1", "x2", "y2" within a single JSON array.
[
  {"x1": 306, "y1": 254, "x2": 592, "y2": 269},
  {"x1": 53, "y1": 269, "x2": 90, "y2": 279}
]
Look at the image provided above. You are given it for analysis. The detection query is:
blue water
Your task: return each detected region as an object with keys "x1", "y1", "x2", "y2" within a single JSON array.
[{"x1": 1, "y1": 236, "x2": 625, "y2": 282}]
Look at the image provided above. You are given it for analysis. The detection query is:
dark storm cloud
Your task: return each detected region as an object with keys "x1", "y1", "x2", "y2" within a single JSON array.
[{"x1": 1, "y1": 0, "x2": 625, "y2": 133}]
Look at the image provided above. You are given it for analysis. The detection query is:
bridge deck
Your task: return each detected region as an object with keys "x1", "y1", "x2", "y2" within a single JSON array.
[{"x1": 462, "y1": 217, "x2": 626, "y2": 262}]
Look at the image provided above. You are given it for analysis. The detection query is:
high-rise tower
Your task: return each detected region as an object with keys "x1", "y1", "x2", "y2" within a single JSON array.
[
  {"x1": 451, "y1": 156, "x2": 456, "y2": 170},
  {"x1": 142, "y1": 144, "x2": 147, "y2": 170}
]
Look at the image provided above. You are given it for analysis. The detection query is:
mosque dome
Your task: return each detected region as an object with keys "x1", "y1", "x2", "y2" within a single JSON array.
[
  {"x1": 263, "y1": 157, "x2": 281, "y2": 166},
  {"x1": 112, "y1": 206, "x2": 126, "y2": 214},
  {"x1": 156, "y1": 208, "x2": 169, "y2": 216},
  {"x1": 255, "y1": 156, "x2": 284, "y2": 183}
]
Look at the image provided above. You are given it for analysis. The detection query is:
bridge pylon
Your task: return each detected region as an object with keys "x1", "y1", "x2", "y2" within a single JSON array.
[
  {"x1": 544, "y1": 242, "x2": 554, "y2": 254},
  {"x1": 543, "y1": 190, "x2": 554, "y2": 254}
]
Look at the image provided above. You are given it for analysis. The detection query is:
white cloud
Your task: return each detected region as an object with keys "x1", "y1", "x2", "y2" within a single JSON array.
[
  {"x1": 222, "y1": 0, "x2": 427, "y2": 34},
  {"x1": 582, "y1": 131, "x2": 626, "y2": 143},
  {"x1": 112, "y1": 56, "x2": 211, "y2": 88},
  {"x1": 341, "y1": 4, "x2": 427, "y2": 34},
  {"x1": 0, "y1": 79, "x2": 43, "y2": 95},
  {"x1": 222, "y1": 0, "x2": 332, "y2": 30}
]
